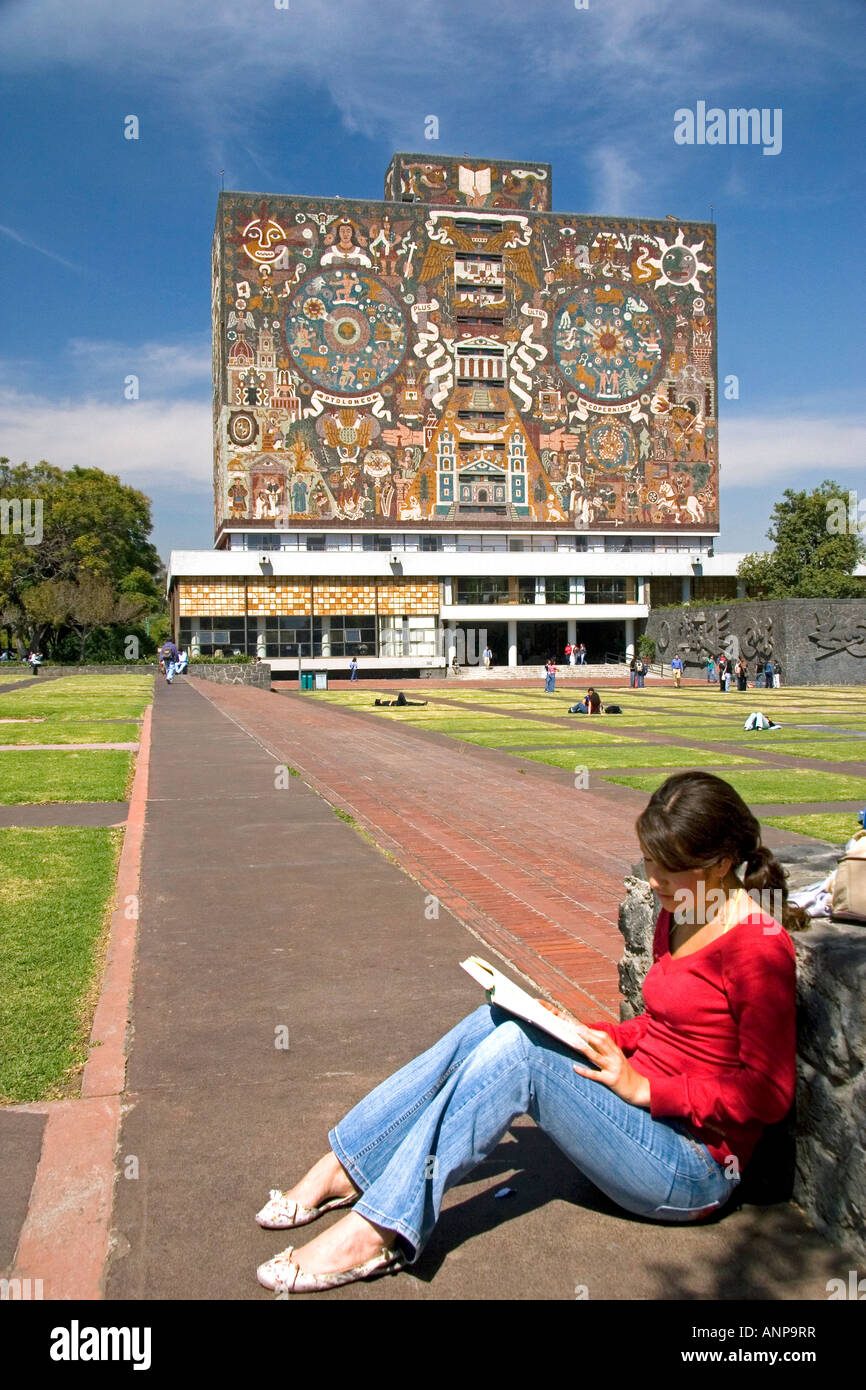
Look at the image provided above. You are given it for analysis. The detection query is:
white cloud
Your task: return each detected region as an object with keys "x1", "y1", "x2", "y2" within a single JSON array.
[
  {"x1": 0, "y1": 223, "x2": 85, "y2": 273},
  {"x1": 585, "y1": 144, "x2": 646, "y2": 216},
  {"x1": 2, "y1": 0, "x2": 862, "y2": 207},
  {"x1": 0, "y1": 387, "x2": 211, "y2": 488},
  {"x1": 66, "y1": 338, "x2": 211, "y2": 395},
  {"x1": 721, "y1": 413, "x2": 866, "y2": 485}
]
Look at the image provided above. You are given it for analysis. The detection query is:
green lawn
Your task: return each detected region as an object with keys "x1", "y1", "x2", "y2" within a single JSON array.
[
  {"x1": 762, "y1": 813, "x2": 861, "y2": 844},
  {"x1": 760, "y1": 740, "x2": 866, "y2": 762},
  {"x1": 606, "y1": 768, "x2": 866, "y2": 805},
  {"x1": 315, "y1": 684, "x2": 866, "y2": 823},
  {"x1": 0, "y1": 749, "x2": 134, "y2": 803},
  {"x1": 0, "y1": 720, "x2": 141, "y2": 746},
  {"x1": 450, "y1": 727, "x2": 631, "y2": 747},
  {"x1": 0, "y1": 827, "x2": 122, "y2": 1102},
  {"x1": 0, "y1": 674, "x2": 153, "y2": 722},
  {"x1": 511, "y1": 744, "x2": 762, "y2": 771}
]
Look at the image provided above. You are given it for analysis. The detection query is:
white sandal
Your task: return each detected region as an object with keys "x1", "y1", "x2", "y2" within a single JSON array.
[
  {"x1": 257, "y1": 1243, "x2": 406, "y2": 1294},
  {"x1": 255, "y1": 1189, "x2": 357, "y2": 1230}
]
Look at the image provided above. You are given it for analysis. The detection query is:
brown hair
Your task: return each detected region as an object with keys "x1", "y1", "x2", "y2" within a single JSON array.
[{"x1": 636, "y1": 771, "x2": 809, "y2": 931}]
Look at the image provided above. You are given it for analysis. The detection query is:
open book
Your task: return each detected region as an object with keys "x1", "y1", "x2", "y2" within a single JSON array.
[{"x1": 460, "y1": 955, "x2": 587, "y2": 1053}]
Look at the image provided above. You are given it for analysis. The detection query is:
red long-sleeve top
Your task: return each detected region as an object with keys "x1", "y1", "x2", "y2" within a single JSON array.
[{"x1": 589, "y1": 906, "x2": 797, "y2": 1169}]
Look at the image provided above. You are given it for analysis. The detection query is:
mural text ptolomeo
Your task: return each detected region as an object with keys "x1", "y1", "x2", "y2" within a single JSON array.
[{"x1": 213, "y1": 154, "x2": 717, "y2": 535}]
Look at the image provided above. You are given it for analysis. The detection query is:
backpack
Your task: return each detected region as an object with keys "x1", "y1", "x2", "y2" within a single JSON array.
[
  {"x1": 605, "y1": 704, "x2": 623, "y2": 714},
  {"x1": 831, "y1": 831, "x2": 866, "y2": 924}
]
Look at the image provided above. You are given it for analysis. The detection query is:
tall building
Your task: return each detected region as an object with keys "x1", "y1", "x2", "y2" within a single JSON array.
[{"x1": 168, "y1": 153, "x2": 743, "y2": 672}]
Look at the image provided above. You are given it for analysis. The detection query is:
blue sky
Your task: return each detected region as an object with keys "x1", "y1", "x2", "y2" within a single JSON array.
[{"x1": 1, "y1": 0, "x2": 863, "y2": 562}]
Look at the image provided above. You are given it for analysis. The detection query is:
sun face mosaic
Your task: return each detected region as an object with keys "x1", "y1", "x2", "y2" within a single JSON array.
[{"x1": 213, "y1": 154, "x2": 718, "y2": 531}]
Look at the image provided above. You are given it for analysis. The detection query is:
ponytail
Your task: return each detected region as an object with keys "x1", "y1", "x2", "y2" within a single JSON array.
[{"x1": 742, "y1": 845, "x2": 809, "y2": 933}]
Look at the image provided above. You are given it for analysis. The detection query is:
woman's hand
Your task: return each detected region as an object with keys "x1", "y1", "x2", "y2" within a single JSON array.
[{"x1": 571, "y1": 1025, "x2": 652, "y2": 1108}]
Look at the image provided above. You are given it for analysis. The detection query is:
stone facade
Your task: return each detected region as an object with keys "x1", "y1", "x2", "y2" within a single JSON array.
[
  {"x1": 186, "y1": 662, "x2": 272, "y2": 688},
  {"x1": 647, "y1": 597, "x2": 866, "y2": 685},
  {"x1": 617, "y1": 846, "x2": 866, "y2": 1261}
]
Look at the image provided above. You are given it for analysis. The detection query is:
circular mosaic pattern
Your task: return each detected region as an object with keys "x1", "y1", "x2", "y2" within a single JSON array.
[
  {"x1": 552, "y1": 284, "x2": 665, "y2": 404},
  {"x1": 586, "y1": 421, "x2": 635, "y2": 471},
  {"x1": 285, "y1": 269, "x2": 407, "y2": 395},
  {"x1": 661, "y1": 245, "x2": 698, "y2": 284}
]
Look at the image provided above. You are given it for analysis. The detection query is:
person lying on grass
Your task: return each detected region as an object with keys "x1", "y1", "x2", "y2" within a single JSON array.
[
  {"x1": 253, "y1": 770, "x2": 807, "y2": 1294},
  {"x1": 373, "y1": 692, "x2": 428, "y2": 708}
]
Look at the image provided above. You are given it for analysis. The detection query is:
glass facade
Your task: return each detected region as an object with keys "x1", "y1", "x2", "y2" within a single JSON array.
[
  {"x1": 584, "y1": 578, "x2": 627, "y2": 604},
  {"x1": 226, "y1": 530, "x2": 711, "y2": 555},
  {"x1": 455, "y1": 576, "x2": 511, "y2": 605},
  {"x1": 544, "y1": 577, "x2": 570, "y2": 603},
  {"x1": 179, "y1": 614, "x2": 440, "y2": 659}
]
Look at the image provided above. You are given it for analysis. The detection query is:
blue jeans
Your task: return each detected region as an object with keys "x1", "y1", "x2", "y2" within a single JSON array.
[
  {"x1": 544, "y1": 675, "x2": 555, "y2": 692},
  {"x1": 330, "y1": 1005, "x2": 738, "y2": 1262}
]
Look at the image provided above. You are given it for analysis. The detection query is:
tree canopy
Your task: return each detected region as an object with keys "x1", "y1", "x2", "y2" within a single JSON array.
[
  {"x1": 0, "y1": 458, "x2": 164, "y2": 656},
  {"x1": 737, "y1": 480, "x2": 866, "y2": 599}
]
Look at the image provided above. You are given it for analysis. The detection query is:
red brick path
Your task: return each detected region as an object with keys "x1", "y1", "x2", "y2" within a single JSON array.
[{"x1": 190, "y1": 680, "x2": 649, "y2": 1020}]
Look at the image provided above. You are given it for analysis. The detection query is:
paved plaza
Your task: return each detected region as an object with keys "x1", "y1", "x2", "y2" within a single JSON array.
[
  {"x1": 103, "y1": 676, "x2": 857, "y2": 1299},
  {"x1": 3, "y1": 671, "x2": 864, "y2": 1301}
]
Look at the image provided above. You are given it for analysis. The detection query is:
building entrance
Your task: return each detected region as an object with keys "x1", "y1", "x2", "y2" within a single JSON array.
[
  {"x1": 452, "y1": 620, "x2": 508, "y2": 668},
  {"x1": 517, "y1": 621, "x2": 569, "y2": 666}
]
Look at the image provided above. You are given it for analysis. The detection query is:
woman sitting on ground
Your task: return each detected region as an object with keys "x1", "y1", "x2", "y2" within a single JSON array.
[
  {"x1": 570, "y1": 686, "x2": 603, "y2": 714},
  {"x1": 253, "y1": 771, "x2": 806, "y2": 1294}
]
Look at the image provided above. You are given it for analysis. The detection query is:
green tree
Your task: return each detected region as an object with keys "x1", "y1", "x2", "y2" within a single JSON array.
[
  {"x1": 738, "y1": 480, "x2": 866, "y2": 599},
  {"x1": 0, "y1": 458, "x2": 164, "y2": 655}
]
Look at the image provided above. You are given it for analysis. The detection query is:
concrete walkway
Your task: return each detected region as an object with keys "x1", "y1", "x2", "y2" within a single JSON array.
[{"x1": 104, "y1": 677, "x2": 855, "y2": 1300}]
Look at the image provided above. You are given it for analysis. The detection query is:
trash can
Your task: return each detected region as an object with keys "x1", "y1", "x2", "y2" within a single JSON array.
[
  {"x1": 300, "y1": 672, "x2": 314, "y2": 690},
  {"x1": 314, "y1": 672, "x2": 328, "y2": 691}
]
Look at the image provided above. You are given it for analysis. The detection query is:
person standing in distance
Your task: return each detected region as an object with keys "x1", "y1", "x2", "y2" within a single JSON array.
[
  {"x1": 670, "y1": 653, "x2": 684, "y2": 689},
  {"x1": 161, "y1": 638, "x2": 180, "y2": 683}
]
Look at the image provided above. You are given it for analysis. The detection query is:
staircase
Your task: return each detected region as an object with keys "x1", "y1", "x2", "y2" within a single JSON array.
[{"x1": 445, "y1": 662, "x2": 630, "y2": 681}]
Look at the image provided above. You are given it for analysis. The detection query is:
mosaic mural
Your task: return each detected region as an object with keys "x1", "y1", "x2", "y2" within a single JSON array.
[{"x1": 213, "y1": 154, "x2": 718, "y2": 531}]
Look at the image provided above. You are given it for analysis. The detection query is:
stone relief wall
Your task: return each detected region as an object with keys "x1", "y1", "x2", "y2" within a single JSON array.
[{"x1": 647, "y1": 598, "x2": 866, "y2": 685}]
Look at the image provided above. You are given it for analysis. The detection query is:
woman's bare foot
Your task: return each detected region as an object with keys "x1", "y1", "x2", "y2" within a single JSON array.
[
  {"x1": 281, "y1": 1150, "x2": 360, "y2": 1210},
  {"x1": 289, "y1": 1211, "x2": 397, "y2": 1276}
]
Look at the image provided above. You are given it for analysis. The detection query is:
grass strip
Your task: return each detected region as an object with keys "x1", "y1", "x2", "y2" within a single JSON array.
[
  {"x1": 0, "y1": 720, "x2": 141, "y2": 747},
  {"x1": 605, "y1": 768, "x2": 866, "y2": 804},
  {"x1": 0, "y1": 826, "x2": 122, "y2": 1103},
  {"x1": 761, "y1": 813, "x2": 861, "y2": 844},
  {"x1": 513, "y1": 745, "x2": 762, "y2": 771},
  {"x1": 0, "y1": 750, "x2": 133, "y2": 804}
]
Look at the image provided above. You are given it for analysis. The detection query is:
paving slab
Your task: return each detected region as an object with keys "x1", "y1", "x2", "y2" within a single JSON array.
[{"x1": 104, "y1": 678, "x2": 857, "y2": 1301}]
